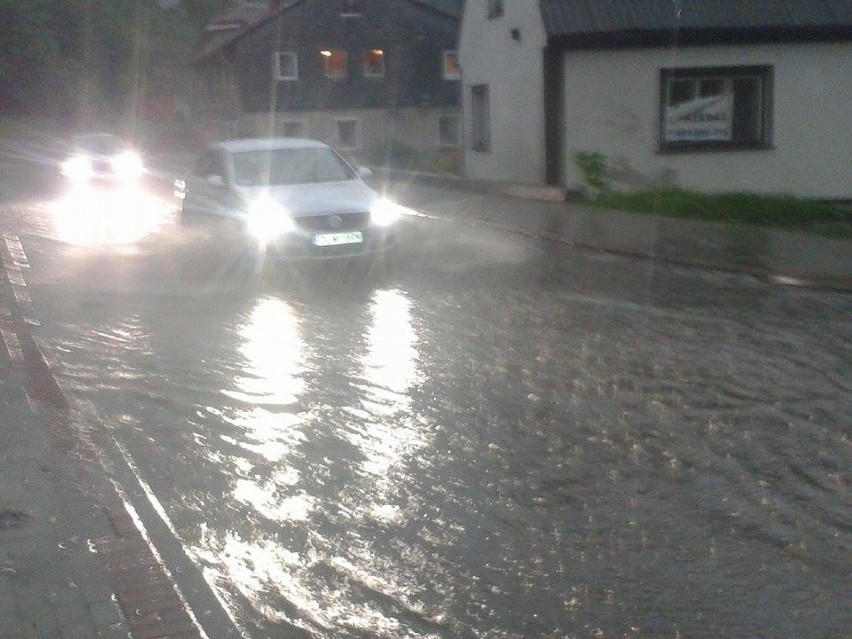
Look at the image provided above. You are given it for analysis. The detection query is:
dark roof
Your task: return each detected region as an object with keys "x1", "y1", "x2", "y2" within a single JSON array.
[
  {"x1": 410, "y1": 0, "x2": 463, "y2": 18},
  {"x1": 197, "y1": 0, "x2": 462, "y2": 64},
  {"x1": 206, "y1": 1, "x2": 269, "y2": 31},
  {"x1": 540, "y1": 0, "x2": 852, "y2": 47},
  {"x1": 198, "y1": 1, "x2": 279, "y2": 61}
]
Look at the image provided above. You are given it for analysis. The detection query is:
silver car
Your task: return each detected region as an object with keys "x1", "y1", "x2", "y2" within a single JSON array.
[{"x1": 176, "y1": 138, "x2": 403, "y2": 259}]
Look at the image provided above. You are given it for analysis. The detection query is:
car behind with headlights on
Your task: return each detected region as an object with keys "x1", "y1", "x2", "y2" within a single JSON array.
[
  {"x1": 61, "y1": 133, "x2": 145, "y2": 188},
  {"x1": 175, "y1": 138, "x2": 405, "y2": 260}
]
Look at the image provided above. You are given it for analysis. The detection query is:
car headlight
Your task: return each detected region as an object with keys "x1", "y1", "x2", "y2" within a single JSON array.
[
  {"x1": 246, "y1": 197, "x2": 296, "y2": 243},
  {"x1": 111, "y1": 151, "x2": 144, "y2": 183},
  {"x1": 370, "y1": 198, "x2": 406, "y2": 227},
  {"x1": 62, "y1": 156, "x2": 94, "y2": 183}
]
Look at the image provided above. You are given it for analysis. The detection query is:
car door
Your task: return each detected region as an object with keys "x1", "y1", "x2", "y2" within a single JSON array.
[{"x1": 185, "y1": 149, "x2": 231, "y2": 218}]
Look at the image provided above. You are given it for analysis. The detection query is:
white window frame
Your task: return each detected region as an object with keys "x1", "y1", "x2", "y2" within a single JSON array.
[
  {"x1": 438, "y1": 115, "x2": 461, "y2": 148},
  {"x1": 335, "y1": 118, "x2": 361, "y2": 150},
  {"x1": 442, "y1": 51, "x2": 460, "y2": 80},
  {"x1": 275, "y1": 51, "x2": 298, "y2": 81}
]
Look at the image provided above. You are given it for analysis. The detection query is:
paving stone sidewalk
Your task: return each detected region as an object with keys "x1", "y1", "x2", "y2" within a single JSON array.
[{"x1": 1, "y1": 235, "x2": 202, "y2": 639}]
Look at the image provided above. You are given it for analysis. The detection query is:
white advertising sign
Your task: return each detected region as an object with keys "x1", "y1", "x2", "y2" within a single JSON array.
[{"x1": 664, "y1": 94, "x2": 733, "y2": 142}]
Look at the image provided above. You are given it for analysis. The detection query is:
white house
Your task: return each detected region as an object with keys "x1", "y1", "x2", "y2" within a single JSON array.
[{"x1": 459, "y1": 0, "x2": 852, "y2": 199}]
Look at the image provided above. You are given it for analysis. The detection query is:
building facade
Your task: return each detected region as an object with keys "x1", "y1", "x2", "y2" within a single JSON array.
[
  {"x1": 195, "y1": 0, "x2": 463, "y2": 166},
  {"x1": 459, "y1": 0, "x2": 852, "y2": 198}
]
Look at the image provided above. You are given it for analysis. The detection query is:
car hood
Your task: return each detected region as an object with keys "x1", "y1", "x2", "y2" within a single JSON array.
[{"x1": 235, "y1": 180, "x2": 380, "y2": 217}]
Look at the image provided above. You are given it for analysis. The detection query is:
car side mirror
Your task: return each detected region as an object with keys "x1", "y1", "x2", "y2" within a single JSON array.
[
  {"x1": 206, "y1": 174, "x2": 226, "y2": 188},
  {"x1": 357, "y1": 166, "x2": 373, "y2": 179}
]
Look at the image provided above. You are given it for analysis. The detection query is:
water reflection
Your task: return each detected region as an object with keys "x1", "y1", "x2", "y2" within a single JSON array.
[
  {"x1": 225, "y1": 296, "x2": 305, "y2": 406},
  {"x1": 197, "y1": 289, "x2": 440, "y2": 636},
  {"x1": 49, "y1": 185, "x2": 171, "y2": 246},
  {"x1": 351, "y1": 288, "x2": 426, "y2": 482}
]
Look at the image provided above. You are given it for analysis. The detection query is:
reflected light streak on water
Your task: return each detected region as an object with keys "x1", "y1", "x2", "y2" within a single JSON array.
[
  {"x1": 195, "y1": 525, "x2": 331, "y2": 633},
  {"x1": 225, "y1": 296, "x2": 305, "y2": 406},
  {"x1": 49, "y1": 185, "x2": 171, "y2": 246},
  {"x1": 197, "y1": 289, "x2": 445, "y2": 637},
  {"x1": 350, "y1": 288, "x2": 426, "y2": 480}
]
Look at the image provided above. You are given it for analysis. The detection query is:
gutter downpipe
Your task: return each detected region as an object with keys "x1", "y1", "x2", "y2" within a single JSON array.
[{"x1": 543, "y1": 43, "x2": 564, "y2": 186}]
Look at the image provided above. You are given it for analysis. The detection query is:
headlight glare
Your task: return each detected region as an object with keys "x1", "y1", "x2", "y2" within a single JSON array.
[
  {"x1": 370, "y1": 198, "x2": 405, "y2": 227},
  {"x1": 112, "y1": 151, "x2": 144, "y2": 183},
  {"x1": 246, "y1": 198, "x2": 296, "y2": 243},
  {"x1": 62, "y1": 156, "x2": 94, "y2": 183}
]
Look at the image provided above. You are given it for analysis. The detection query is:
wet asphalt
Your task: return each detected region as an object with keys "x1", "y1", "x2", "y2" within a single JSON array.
[{"x1": 2, "y1": 171, "x2": 850, "y2": 639}]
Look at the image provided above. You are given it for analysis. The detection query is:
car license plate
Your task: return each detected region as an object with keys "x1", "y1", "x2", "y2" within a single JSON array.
[{"x1": 313, "y1": 231, "x2": 363, "y2": 246}]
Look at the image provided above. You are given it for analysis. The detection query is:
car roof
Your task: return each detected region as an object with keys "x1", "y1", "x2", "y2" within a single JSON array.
[
  {"x1": 73, "y1": 133, "x2": 123, "y2": 145},
  {"x1": 215, "y1": 138, "x2": 330, "y2": 153}
]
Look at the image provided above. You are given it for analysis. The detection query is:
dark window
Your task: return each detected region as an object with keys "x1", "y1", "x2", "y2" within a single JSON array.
[
  {"x1": 279, "y1": 121, "x2": 306, "y2": 138},
  {"x1": 275, "y1": 52, "x2": 298, "y2": 81},
  {"x1": 439, "y1": 115, "x2": 461, "y2": 147},
  {"x1": 341, "y1": 0, "x2": 361, "y2": 16},
  {"x1": 660, "y1": 66, "x2": 773, "y2": 152},
  {"x1": 487, "y1": 0, "x2": 504, "y2": 19},
  {"x1": 470, "y1": 84, "x2": 491, "y2": 152},
  {"x1": 336, "y1": 119, "x2": 360, "y2": 149}
]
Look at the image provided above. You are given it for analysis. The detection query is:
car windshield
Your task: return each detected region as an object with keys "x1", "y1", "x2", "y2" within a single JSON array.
[
  {"x1": 74, "y1": 134, "x2": 125, "y2": 156},
  {"x1": 232, "y1": 147, "x2": 355, "y2": 186}
]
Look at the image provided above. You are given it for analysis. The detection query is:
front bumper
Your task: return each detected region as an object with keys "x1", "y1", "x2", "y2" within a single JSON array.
[{"x1": 258, "y1": 226, "x2": 395, "y2": 261}]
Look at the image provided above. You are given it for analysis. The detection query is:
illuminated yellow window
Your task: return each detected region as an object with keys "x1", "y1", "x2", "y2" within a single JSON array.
[
  {"x1": 363, "y1": 49, "x2": 385, "y2": 77},
  {"x1": 321, "y1": 49, "x2": 348, "y2": 79}
]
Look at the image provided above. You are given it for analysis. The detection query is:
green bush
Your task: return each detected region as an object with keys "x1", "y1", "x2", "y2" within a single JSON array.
[{"x1": 575, "y1": 151, "x2": 610, "y2": 192}]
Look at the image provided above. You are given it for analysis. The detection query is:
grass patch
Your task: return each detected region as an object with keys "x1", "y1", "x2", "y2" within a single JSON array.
[{"x1": 585, "y1": 189, "x2": 852, "y2": 239}]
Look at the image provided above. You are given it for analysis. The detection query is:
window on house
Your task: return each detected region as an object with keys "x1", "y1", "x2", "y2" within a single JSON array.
[
  {"x1": 443, "y1": 51, "x2": 460, "y2": 80},
  {"x1": 321, "y1": 49, "x2": 348, "y2": 78},
  {"x1": 660, "y1": 65, "x2": 773, "y2": 151},
  {"x1": 341, "y1": 0, "x2": 361, "y2": 16},
  {"x1": 336, "y1": 119, "x2": 360, "y2": 149},
  {"x1": 439, "y1": 115, "x2": 461, "y2": 147},
  {"x1": 470, "y1": 84, "x2": 491, "y2": 151},
  {"x1": 275, "y1": 52, "x2": 298, "y2": 81},
  {"x1": 279, "y1": 121, "x2": 306, "y2": 138},
  {"x1": 363, "y1": 49, "x2": 385, "y2": 77},
  {"x1": 487, "y1": 0, "x2": 504, "y2": 19}
]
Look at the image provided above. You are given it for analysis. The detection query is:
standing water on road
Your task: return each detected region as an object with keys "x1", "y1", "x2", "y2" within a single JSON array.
[{"x1": 22, "y1": 217, "x2": 852, "y2": 639}]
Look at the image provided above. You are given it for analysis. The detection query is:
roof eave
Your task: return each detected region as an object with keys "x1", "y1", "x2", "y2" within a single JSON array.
[
  {"x1": 195, "y1": 0, "x2": 308, "y2": 67},
  {"x1": 548, "y1": 25, "x2": 852, "y2": 50}
]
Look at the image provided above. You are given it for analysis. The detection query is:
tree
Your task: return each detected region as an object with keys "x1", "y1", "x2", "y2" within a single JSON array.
[{"x1": 0, "y1": 0, "x2": 233, "y2": 121}]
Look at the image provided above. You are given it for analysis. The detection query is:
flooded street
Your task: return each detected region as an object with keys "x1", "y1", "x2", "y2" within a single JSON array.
[{"x1": 4, "y1": 179, "x2": 850, "y2": 639}]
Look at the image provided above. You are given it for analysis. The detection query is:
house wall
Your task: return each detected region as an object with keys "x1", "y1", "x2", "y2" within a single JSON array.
[
  {"x1": 560, "y1": 41, "x2": 852, "y2": 199},
  {"x1": 459, "y1": 0, "x2": 547, "y2": 185},
  {"x1": 244, "y1": 106, "x2": 461, "y2": 160},
  {"x1": 236, "y1": 0, "x2": 460, "y2": 113}
]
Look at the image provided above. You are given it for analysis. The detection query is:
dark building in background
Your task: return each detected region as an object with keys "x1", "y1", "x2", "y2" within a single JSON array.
[{"x1": 195, "y1": 0, "x2": 463, "y2": 166}]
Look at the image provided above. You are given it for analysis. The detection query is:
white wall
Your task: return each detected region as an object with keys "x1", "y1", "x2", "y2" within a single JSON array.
[
  {"x1": 459, "y1": 0, "x2": 547, "y2": 184},
  {"x1": 561, "y1": 41, "x2": 852, "y2": 199}
]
